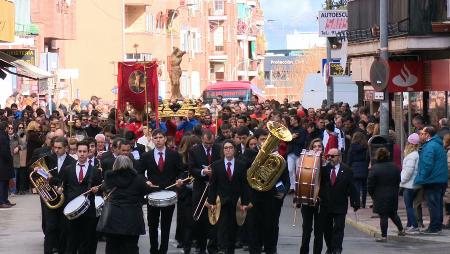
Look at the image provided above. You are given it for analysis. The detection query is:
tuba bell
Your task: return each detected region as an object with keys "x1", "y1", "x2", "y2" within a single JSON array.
[
  {"x1": 29, "y1": 156, "x2": 65, "y2": 209},
  {"x1": 247, "y1": 121, "x2": 293, "y2": 192}
]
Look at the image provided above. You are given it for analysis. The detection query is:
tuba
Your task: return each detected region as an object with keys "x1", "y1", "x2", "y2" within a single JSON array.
[
  {"x1": 247, "y1": 121, "x2": 293, "y2": 192},
  {"x1": 29, "y1": 156, "x2": 65, "y2": 209}
]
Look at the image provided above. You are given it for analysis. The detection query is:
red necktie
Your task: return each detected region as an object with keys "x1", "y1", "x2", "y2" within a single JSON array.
[
  {"x1": 78, "y1": 164, "x2": 85, "y2": 183},
  {"x1": 226, "y1": 162, "x2": 232, "y2": 181},
  {"x1": 207, "y1": 148, "x2": 212, "y2": 164},
  {"x1": 331, "y1": 167, "x2": 336, "y2": 186},
  {"x1": 158, "y1": 152, "x2": 164, "y2": 172}
]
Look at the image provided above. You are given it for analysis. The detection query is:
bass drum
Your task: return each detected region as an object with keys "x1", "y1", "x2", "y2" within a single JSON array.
[{"x1": 295, "y1": 149, "x2": 322, "y2": 206}]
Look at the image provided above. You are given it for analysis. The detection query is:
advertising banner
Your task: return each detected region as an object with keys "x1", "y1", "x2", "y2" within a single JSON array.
[
  {"x1": 0, "y1": 0, "x2": 15, "y2": 42},
  {"x1": 387, "y1": 61, "x2": 424, "y2": 92},
  {"x1": 318, "y1": 10, "x2": 348, "y2": 37}
]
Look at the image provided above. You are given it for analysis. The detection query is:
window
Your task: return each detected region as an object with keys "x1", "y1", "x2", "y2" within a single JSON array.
[
  {"x1": 213, "y1": 0, "x2": 225, "y2": 15},
  {"x1": 192, "y1": 29, "x2": 202, "y2": 53},
  {"x1": 213, "y1": 26, "x2": 224, "y2": 50},
  {"x1": 146, "y1": 13, "x2": 154, "y2": 32},
  {"x1": 125, "y1": 53, "x2": 152, "y2": 61},
  {"x1": 180, "y1": 29, "x2": 189, "y2": 52}
]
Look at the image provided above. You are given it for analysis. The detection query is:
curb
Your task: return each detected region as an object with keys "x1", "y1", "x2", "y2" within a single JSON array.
[{"x1": 345, "y1": 218, "x2": 445, "y2": 244}]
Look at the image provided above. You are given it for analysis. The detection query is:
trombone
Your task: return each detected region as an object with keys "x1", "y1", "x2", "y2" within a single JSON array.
[{"x1": 193, "y1": 182, "x2": 209, "y2": 221}]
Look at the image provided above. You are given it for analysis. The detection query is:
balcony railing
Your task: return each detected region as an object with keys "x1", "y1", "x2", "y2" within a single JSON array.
[
  {"x1": 209, "y1": 8, "x2": 226, "y2": 16},
  {"x1": 345, "y1": 0, "x2": 449, "y2": 43}
]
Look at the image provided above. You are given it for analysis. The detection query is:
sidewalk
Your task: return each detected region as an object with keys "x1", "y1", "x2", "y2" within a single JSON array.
[{"x1": 346, "y1": 196, "x2": 450, "y2": 243}]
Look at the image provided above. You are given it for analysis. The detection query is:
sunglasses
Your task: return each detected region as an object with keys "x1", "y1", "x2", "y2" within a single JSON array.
[{"x1": 328, "y1": 154, "x2": 340, "y2": 158}]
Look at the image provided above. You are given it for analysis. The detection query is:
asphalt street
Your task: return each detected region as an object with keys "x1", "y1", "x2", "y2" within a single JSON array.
[{"x1": 1, "y1": 194, "x2": 450, "y2": 254}]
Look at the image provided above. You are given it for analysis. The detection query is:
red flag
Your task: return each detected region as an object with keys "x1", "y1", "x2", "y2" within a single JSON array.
[{"x1": 117, "y1": 61, "x2": 159, "y2": 113}]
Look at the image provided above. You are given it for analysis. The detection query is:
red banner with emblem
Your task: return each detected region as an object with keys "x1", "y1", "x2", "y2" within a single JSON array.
[
  {"x1": 387, "y1": 61, "x2": 424, "y2": 92},
  {"x1": 117, "y1": 61, "x2": 158, "y2": 113}
]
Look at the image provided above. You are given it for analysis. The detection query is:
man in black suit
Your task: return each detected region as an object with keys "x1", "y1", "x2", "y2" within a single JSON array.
[
  {"x1": 188, "y1": 130, "x2": 221, "y2": 254},
  {"x1": 39, "y1": 136, "x2": 76, "y2": 254},
  {"x1": 321, "y1": 148, "x2": 359, "y2": 254},
  {"x1": 138, "y1": 129, "x2": 183, "y2": 254},
  {"x1": 57, "y1": 140, "x2": 102, "y2": 254},
  {"x1": 207, "y1": 140, "x2": 251, "y2": 254},
  {"x1": 233, "y1": 126, "x2": 249, "y2": 158},
  {"x1": 99, "y1": 137, "x2": 123, "y2": 176},
  {"x1": 245, "y1": 128, "x2": 290, "y2": 254}
]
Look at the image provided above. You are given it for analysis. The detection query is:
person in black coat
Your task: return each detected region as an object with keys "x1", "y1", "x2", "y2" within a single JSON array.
[
  {"x1": 138, "y1": 129, "x2": 184, "y2": 254},
  {"x1": 41, "y1": 136, "x2": 76, "y2": 254},
  {"x1": 347, "y1": 132, "x2": 369, "y2": 208},
  {"x1": 321, "y1": 148, "x2": 359, "y2": 254},
  {"x1": 188, "y1": 130, "x2": 221, "y2": 254},
  {"x1": 286, "y1": 115, "x2": 307, "y2": 192},
  {"x1": 0, "y1": 121, "x2": 14, "y2": 208},
  {"x1": 56, "y1": 140, "x2": 103, "y2": 254},
  {"x1": 206, "y1": 140, "x2": 251, "y2": 254},
  {"x1": 97, "y1": 155, "x2": 154, "y2": 254},
  {"x1": 367, "y1": 147, "x2": 405, "y2": 242}
]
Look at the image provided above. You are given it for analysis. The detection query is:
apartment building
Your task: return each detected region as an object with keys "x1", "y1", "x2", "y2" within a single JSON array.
[{"x1": 63, "y1": 0, "x2": 265, "y2": 101}]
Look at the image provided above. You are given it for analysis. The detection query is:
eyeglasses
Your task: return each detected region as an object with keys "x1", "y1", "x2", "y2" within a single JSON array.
[
  {"x1": 18, "y1": 126, "x2": 24, "y2": 129},
  {"x1": 8, "y1": 127, "x2": 14, "y2": 130},
  {"x1": 328, "y1": 154, "x2": 340, "y2": 158}
]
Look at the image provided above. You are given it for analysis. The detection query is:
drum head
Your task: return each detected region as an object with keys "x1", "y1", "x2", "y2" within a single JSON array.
[
  {"x1": 64, "y1": 196, "x2": 86, "y2": 215},
  {"x1": 95, "y1": 196, "x2": 104, "y2": 207},
  {"x1": 148, "y1": 190, "x2": 176, "y2": 200}
]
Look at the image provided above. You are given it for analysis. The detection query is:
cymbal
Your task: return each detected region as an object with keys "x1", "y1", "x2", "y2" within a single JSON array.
[
  {"x1": 236, "y1": 198, "x2": 247, "y2": 226},
  {"x1": 208, "y1": 196, "x2": 221, "y2": 225}
]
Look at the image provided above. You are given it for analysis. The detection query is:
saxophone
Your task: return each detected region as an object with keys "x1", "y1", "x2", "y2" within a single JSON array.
[{"x1": 247, "y1": 121, "x2": 293, "y2": 192}]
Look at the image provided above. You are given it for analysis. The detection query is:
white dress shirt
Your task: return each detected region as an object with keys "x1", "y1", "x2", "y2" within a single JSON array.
[
  {"x1": 76, "y1": 162, "x2": 88, "y2": 181},
  {"x1": 224, "y1": 158, "x2": 235, "y2": 177},
  {"x1": 154, "y1": 147, "x2": 166, "y2": 165},
  {"x1": 57, "y1": 154, "x2": 67, "y2": 172}
]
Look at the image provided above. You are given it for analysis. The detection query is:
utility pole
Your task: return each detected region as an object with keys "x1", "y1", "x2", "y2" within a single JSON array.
[
  {"x1": 379, "y1": 0, "x2": 389, "y2": 136},
  {"x1": 326, "y1": 0, "x2": 334, "y2": 107}
]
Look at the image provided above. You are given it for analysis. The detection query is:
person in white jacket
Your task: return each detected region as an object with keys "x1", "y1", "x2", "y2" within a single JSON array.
[{"x1": 400, "y1": 133, "x2": 421, "y2": 234}]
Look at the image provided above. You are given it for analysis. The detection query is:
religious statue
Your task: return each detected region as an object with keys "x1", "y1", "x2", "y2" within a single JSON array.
[{"x1": 169, "y1": 47, "x2": 186, "y2": 99}]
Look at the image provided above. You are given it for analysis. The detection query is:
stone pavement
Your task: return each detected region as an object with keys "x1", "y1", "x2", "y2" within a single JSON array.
[{"x1": 346, "y1": 195, "x2": 450, "y2": 243}]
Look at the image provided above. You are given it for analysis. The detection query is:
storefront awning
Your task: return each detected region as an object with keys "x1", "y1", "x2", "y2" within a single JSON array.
[{"x1": 0, "y1": 51, "x2": 54, "y2": 80}]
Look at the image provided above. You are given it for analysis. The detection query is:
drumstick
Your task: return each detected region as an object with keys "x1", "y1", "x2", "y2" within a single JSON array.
[
  {"x1": 164, "y1": 176, "x2": 194, "y2": 190},
  {"x1": 81, "y1": 182, "x2": 103, "y2": 196},
  {"x1": 292, "y1": 206, "x2": 298, "y2": 227}
]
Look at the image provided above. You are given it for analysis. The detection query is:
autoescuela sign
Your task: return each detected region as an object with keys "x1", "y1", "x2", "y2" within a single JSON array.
[{"x1": 318, "y1": 10, "x2": 348, "y2": 37}]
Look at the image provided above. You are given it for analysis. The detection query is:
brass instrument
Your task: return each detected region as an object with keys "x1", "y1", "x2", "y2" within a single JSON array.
[
  {"x1": 247, "y1": 121, "x2": 293, "y2": 192},
  {"x1": 192, "y1": 182, "x2": 221, "y2": 225},
  {"x1": 193, "y1": 183, "x2": 209, "y2": 221},
  {"x1": 29, "y1": 156, "x2": 65, "y2": 209}
]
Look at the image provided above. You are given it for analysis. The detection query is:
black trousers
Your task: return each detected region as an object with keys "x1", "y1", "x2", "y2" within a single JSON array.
[
  {"x1": 179, "y1": 195, "x2": 194, "y2": 253},
  {"x1": 248, "y1": 196, "x2": 280, "y2": 254},
  {"x1": 16, "y1": 167, "x2": 28, "y2": 192},
  {"x1": 323, "y1": 212, "x2": 346, "y2": 253},
  {"x1": 217, "y1": 203, "x2": 238, "y2": 254},
  {"x1": 65, "y1": 215, "x2": 98, "y2": 254},
  {"x1": 41, "y1": 199, "x2": 67, "y2": 254},
  {"x1": 300, "y1": 205, "x2": 325, "y2": 254},
  {"x1": 147, "y1": 204, "x2": 175, "y2": 254},
  {"x1": 193, "y1": 206, "x2": 218, "y2": 253},
  {"x1": 105, "y1": 234, "x2": 139, "y2": 254},
  {"x1": 379, "y1": 212, "x2": 403, "y2": 237}
]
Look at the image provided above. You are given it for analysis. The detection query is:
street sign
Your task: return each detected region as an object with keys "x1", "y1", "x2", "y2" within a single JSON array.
[
  {"x1": 370, "y1": 59, "x2": 389, "y2": 92},
  {"x1": 374, "y1": 92, "x2": 384, "y2": 100}
]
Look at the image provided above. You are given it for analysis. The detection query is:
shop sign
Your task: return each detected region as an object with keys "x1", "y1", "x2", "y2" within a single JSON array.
[
  {"x1": 318, "y1": 10, "x2": 348, "y2": 37},
  {"x1": 2, "y1": 49, "x2": 35, "y2": 65},
  {"x1": 387, "y1": 61, "x2": 424, "y2": 92},
  {"x1": 0, "y1": 0, "x2": 15, "y2": 42}
]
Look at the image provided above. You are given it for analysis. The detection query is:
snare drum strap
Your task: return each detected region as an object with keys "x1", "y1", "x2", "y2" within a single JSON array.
[{"x1": 104, "y1": 187, "x2": 117, "y2": 201}]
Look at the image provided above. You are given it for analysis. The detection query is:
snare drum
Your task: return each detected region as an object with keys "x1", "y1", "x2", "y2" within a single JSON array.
[
  {"x1": 63, "y1": 195, "x2": 91, "y2": 220},
  {"x1": 147, "y1": 190, "x2": 177, "y2": 207},
  {"x1": 95, "y1": 196, "x2": 104, "y2": 217},
  {"x1": 295, "y1": 149, "x2": 322, "y2": 206}
]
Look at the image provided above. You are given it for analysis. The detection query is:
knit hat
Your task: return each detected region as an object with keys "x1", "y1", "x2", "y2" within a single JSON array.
[{"x1": 407, "y1": 133, "x2": 420, "y2": 145}]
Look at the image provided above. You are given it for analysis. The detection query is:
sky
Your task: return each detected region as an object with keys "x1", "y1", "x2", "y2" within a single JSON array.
[{"x1": 260, "y1": 0, "x2": 324, "y2": 50}]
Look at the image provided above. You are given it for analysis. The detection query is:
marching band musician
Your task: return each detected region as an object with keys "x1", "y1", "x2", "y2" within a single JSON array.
[
  {"x1": 43, "y1": 136, "x2": 76, "y2": 254},
  {"x1": 298, "y1": 138, "x2": 327, "y2": 254},
  {"x1": 56, "y1": 140, "x2": 103, "y2": 254},
  {"x1": 206, "y1": 139, "x2": 251, "y2": 254},
  {"x1": 244, "y1": 129, "x2": 290, "y2": 254},
  {"x1": 188, "y1": 130, "x2": 221, "y2": 254},
  {"x1": 138, "y1": 129, "x2": 184, "y2": 254},
  {"x1": 321, "y1": 148, "x2": 359, "y2": 254}
]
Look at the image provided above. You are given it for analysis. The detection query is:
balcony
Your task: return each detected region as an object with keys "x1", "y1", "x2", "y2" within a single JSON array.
[
  {"x1": 344, "y1": 0, "x2": 450, "y2": 57},
  {"x1": 209, "y1": 46, "x2": 228, "y2": 62},
  {"x1": 345, "y1": 0, "x2": 449, "y2": 43}
]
